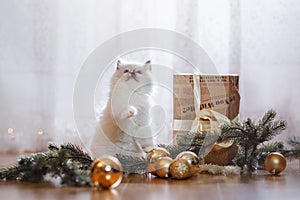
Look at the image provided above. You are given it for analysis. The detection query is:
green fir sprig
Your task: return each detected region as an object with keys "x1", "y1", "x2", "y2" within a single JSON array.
[
  {"x1": 159, "y1": 130, "x2": 218, "y2": 159},
  {"x1": 220, "y1": 109, "x2": 287, "y2": 172},
  {"x1": 286, "y1": 136, "x2": 300, "y2": 159},
  {"x1": 159, "y1": 131, "x2": 202, "y2": 158},
  {"x1": 0, "y1": 143, "x2": 93, "y2": 186},
  {"x1": 115, "y1": 154, "x2": 147, "y2": 174}
]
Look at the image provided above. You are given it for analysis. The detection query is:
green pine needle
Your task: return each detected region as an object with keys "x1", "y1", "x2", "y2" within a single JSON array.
[
  {"x1": 115, "y1": 154, "x2": 147, "y2": 174},
  {"x1": 220, "y1": 109, "x2": 287, "y2": 172},
  {"x1": 0, "y1": 143, "x2": 92, "y2": 186},
  {"x1": 286, "y1": 136, "x2": 300, "y2": 159}
]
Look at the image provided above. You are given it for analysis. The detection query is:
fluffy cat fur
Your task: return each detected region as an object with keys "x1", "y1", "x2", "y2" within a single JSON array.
[{"x1": 91, "y1": 59, "x2": 155, "y2": 157}]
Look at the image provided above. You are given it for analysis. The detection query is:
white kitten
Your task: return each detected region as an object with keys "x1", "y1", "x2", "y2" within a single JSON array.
[{"x1": 91, "y1": 60, "x2": 155, "y2": 158}]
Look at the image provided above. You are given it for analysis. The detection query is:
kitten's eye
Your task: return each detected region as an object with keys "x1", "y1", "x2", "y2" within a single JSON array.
[
  {"x1": 136, "y1": 70, "x2": 142, "y2": 74},
  {"x1": 124, "y1": 69, "x2": 129, "y2": 73}
]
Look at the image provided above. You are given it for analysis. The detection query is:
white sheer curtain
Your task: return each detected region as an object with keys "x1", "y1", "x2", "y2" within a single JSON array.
[
  {"x1": 0, "y1": 0, "x2": 299, "y2": 152},
  {"x1": 240, "y1": 0, "x2": 300, "y2": 142}
]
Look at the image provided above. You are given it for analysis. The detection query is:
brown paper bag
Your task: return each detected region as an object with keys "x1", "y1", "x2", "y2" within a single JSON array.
[
  {"x1": 173, "y1": 74, "x2": 240, "y2": 122},
  {"x1": 173, "y1": 74, "x2": 240, "y2": 165}
]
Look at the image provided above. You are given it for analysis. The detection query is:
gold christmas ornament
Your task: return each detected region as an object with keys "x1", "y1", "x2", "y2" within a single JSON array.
[
  {"x1": 176, "y1": 151, "x2": 200, "y2": 175},
  {"x1": 146, "y1": 162, "x2": 157, "y2": 176},
  {"x1": 264, "y1": 152, "x2": 287, "y2": 175},
  {"x1": 155, "y1": 157, "x2": 173, "y2": 178},
  {"x1": 146, "y1": 147, "x2": 171, "y2": 163},
  {"x1": 169, "y1": 158, "x2": 192, "y2": 180},
  {"x1": 90, "y1": 156, "x2": 123, "y2": 189}
]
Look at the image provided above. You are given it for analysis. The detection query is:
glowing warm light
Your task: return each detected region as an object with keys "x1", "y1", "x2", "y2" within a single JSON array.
[
  {"x1": 8, "y1": 128, "x2": 13, "y2": 134},
  {"x1": 37, "y1": 128, "x2": 44, "y2": 135}
]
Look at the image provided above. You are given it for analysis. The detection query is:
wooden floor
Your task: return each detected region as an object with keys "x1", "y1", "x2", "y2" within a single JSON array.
[{"x1": 1, "y1": 154, "x2": 300, "y2": 200}]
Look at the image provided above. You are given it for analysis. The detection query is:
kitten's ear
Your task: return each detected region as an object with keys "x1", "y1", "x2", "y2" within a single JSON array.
[
  {"x1": 116, "y1": 60, "x2": 121, "y2": 70},
  {"x1": 144, "y1": 60, "x2": 151, "y2": 71}
]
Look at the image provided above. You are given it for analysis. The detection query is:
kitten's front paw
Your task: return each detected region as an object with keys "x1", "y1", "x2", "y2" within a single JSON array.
[{"x1": 121, "y1": 106, "x2": 137, "y2": 119}]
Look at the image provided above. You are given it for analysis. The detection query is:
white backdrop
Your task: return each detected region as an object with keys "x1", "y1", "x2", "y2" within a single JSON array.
[{"x1": 0, "y1": 0, "x2": 299, "y2": 152}]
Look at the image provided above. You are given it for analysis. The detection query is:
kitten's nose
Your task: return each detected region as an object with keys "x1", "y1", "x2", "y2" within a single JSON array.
[{"x1": 129, "y1": 70, "x2": 135, "y2": 76}]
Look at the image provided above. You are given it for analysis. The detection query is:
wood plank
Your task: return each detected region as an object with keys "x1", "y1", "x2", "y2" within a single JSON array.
[{"x1": 1, "y1": 154, "x2": 300, "y2": 200}]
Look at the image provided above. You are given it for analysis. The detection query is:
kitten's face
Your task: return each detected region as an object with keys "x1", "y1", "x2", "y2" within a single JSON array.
[{"x1": 111, "y1": 60, "x2": 153, "y2": 92}]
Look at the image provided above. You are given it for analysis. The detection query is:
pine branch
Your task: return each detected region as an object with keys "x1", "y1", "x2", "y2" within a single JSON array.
[
  {"x1": 220, "y1": 109, "x2": 287, "y2": 172},
  {"x1": 288, "y1": 136, "x2": 300, "y2": 148},
  {"x1": 0, "y1": 143, "x2": 92, "y2": 186},
  {"x1": 245, "y1": 118, "x2": 256, "y2": 130},
  {"x1": 286, "y1": 136, "x2": 300, "y2": 159},
  {"x1": 176, "y1": 131, "x2": 198, "y2": 147},
  {"x1": 258, "y1": 142, "x2": 284, "y2": 153},
  {"x1": 160, "y1": 131, "x2": 205, "y2": 157},
  {"x1": 168, "y1": 131, "x2": 216, "y2": 157},
  {"x1": 259, "y1": 121, "x2": 286, "y2": 143},
  {"x1": 115, "y1": 154, "x2": 147, "y2": 174},
  {"x1": 259, "y1": 109, "x2": 276, "y2": 126},
  {"x1": 220, "y1": 122, "x2": 246, "y2": 140},
  {"x1": 48, "y1": 143, "x2": 59, "y2": 151},
  {"x1": 59, "y1": 143, "x2": 93, "y2": 168}
]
